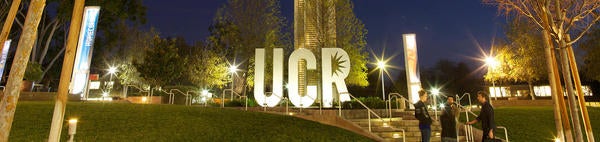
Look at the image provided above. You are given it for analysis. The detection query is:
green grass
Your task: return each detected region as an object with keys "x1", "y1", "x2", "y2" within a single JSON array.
[
  {"x1": 460, "y1": 106, "x2": 600, "y2": 142},
  {"x1": 10, "y1": 101, "x2": 374, "y2": 142}
]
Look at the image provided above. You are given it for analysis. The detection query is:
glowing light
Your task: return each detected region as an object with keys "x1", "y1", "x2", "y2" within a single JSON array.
[
  {"x1": 554, "y1": 138, "x2": 561, "y2": 142},
  {"x1": 383, "y1": 122, "x2": 389, "y2": 127},
  {"x1": 68, "y1": 118, "x2": 78, "y2": 135},
  {"x1": 377, "y1": 61, "x2": 385, "y2": 69},
  {"x1": 440, "y1": 103, "x2": 445, "y2": 109},
  {"x1": 102, "y1": 92, "x2": 109, "y2": 97},
  {"x1": 141, "y1": 97, "x2": 147, "y2": 102},
  {"x1": 431, "y1": 88, "x2": 440, "y2": 96},
  {"x1": 392, "y1": 133, "x2": 401, "y2": 138},
  {"x1": 229, "y1": 65, "x2": 237, "y2": 73},
  {"x1": 68, "y1": 119, "x2": 78, "y2": 124},
  {"x1": 288, "y1": 112, "x2": 294, "y2": 115},
  {"x1": 202, "y1": 90, "x2": 209, "y2": 95},
  {"x1": 485, "y1": 57, "x2": 500, "y2": 69},
  {"x1": 108, "y1": 66, "x2": 117, "y2": 74}
]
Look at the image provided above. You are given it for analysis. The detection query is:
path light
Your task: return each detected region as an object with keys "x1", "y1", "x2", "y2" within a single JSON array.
[{"x1": 67, "y1": 118, "x2": 78, "y2": 142}]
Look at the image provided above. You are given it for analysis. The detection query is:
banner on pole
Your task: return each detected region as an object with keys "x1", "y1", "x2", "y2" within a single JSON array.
[
  {"x1": 403, "y1": 34, "x2": 422, "y2": 104},
  {"x1": 0, "y1": 40, "x2": 11, "y2": 82},
  {"x1": 70, "y1": 6, "x2": 100, "y2": 95}
]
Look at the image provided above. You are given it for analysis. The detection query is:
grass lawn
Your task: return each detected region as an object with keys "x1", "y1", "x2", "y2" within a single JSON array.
[
  {"x1": 460, "y1": 106, "x2": 600, "y2": 142},
  {"x1": 10, "y1": 101, "x2": 374, "y2": 142}
]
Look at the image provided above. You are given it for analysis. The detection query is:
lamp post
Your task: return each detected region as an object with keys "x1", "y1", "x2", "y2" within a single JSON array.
[
  {"x1": 431, "y1": 88, "x2": 440, "y2": 120},
  {"x1": 67, "y1": 118, "x2": 78, "y2": 142},
  {"x1": 485, "y1": 57, "x2": 499, "y2": 104},
  {"x1": 226, "y1": 65, "x2": 237, "y2": 107},
  {"x1": 377, "y1": 61, "x2": 386, "y2": 101},
  {"x1": 107, "y1": 66, "x2": 117, "y2": 100}
]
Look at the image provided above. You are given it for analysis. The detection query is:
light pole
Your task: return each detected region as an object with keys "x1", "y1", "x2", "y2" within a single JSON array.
[
  {"x1": 377, "y1": 61, "x2": 386, "y2": 101},
  {"x1": 227, "y1": 65, "x2": 237, "y2": 106},
  {"x1": 431, "y1": 88, "x2": 440, "y2": 120},
  {"x1": 485, "y1": 57, "x2": 500, "y2": 104},
  {"x1": 107, "y1": 66, "x2": 117, "y2": 99}
]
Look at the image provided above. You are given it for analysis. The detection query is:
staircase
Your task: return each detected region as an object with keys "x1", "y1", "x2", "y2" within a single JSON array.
[{"x1": 346, "y1": 110, "x2": 467, "y2": 142}]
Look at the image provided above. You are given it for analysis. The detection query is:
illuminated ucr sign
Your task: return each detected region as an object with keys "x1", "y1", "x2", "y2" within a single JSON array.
[{"x1": 254, "y1": 48, "x2": 351, "y2": 108}]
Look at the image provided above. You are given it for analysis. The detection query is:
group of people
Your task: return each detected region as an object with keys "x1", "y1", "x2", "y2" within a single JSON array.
[{"x1": 414, "y1": 90, "x2": 496, "y2": 142}]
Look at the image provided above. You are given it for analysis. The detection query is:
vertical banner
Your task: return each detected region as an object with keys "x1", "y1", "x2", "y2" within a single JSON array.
[
  {"x1": 0, "y1": 40, "x2": 11, "y2": 82},
  {"x1": 403, "y1": 34, "x2": 422, "y2": 105},
  {"x1": 70, "y1": 6, "x2": 100, "y2": 95}
]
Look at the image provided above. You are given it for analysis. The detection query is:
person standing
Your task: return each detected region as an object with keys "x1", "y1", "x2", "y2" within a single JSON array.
[
  {"x1": 415, "y1": 90, "x2": 432, "y2": 142},
  {"x1": 441, "y1": 96, "x2": 459, "y2": 142},
  {"x1": 466, "y1": 91, "x2": 496, "y2": 142}
]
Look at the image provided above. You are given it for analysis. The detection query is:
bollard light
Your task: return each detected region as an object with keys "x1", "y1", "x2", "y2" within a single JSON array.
[{"x1": 68, "y1": 118, "x2": 78, "y2": 135}]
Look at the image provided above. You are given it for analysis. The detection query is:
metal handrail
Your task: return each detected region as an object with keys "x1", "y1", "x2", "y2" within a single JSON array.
[
  {"x1": 170, "y1": 89, "x2": 190, "y2": 106},
  {"x1": 387, "y1": 93, "x2": 404, "y2": 119},
  {"x1": 222, "y1": 89, "x2": 242, "y2": 99},
  {"x1": 457, "y1": 104, "x2": 478, "y2": 141},
  {"x1": 221, "y1": 89, "x2": 244, "y2": 108},
  {"x1": 465, "y1": 124, "x2": 474, "y2": 142},
  {"x1": 496, "y1": 126, "x2": 509, "y2": 142},
  {"x1": 156, "y1": 89, "x2": 174, "y2": 104},
  {"x1": 126, "y1": 85, "x2": 149, "y2": 97},
  {"x1": 457, "y1": 103, "x2": 509, "y2": 142},
  {"x1": 186, "y1": 91, "x2": 198, "y2": 105},
  {"x1": 456, "y1": 93, "x2": 472, "y2": 108},
  {"x1": 341, "y1": 92, "x2": 406, "y2": 141},
  {"x1": 398, "y1": 96, "x2": 415, "y2": 109},
  {"x1": 456, "y1": 103, "x2": 477, "y2": 142},
  {"x1": 343, "y1": 92, "x2": 384, "y2": 132}
]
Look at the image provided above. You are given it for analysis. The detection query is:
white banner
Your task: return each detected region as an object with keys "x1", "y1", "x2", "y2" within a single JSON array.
[
  {"x1": 0, "y1": 40, "x2": 11, "y2": 82},
  {"x1": 70, "y1": 6, "x2": 100, "y2": 95},
  {"x1": 403, "y1": 34, "x2": 422, "y2": 104}
]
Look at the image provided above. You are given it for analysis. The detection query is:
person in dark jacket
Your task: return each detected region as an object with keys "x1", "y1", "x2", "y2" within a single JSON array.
[
  {"x1": 466, "y1": 91, "x2": 496, "y2": 142},
  {"x1": 415, "y1": 90, "x2": 432, "y2": 142},
  {"x1": 441, "y1": 96, "x2": 459, "y2": 142}
]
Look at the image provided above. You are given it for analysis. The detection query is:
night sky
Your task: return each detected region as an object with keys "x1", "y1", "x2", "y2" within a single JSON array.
[{"x1": 142, "y1": 0, "x2": 503, "y2": 72}]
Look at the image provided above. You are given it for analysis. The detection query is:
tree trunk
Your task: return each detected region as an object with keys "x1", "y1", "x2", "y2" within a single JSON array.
[
  {"x1": 47, "y1": 0, "x2": 84, "y2": 141},
  {"x1": 566, "y1": 45, "x2": 594, "y2": 141},
  {"x1": 0, "y1": 0, "x2": 22, "y2": 101},
  {"x1": 558, "y1": 43, "x2": 584, "y2": 142},
  {"x1": 0, "y1": 0, "x2": 45, "y2": 140},
  {"x1": 543, "y1": 30, "x2": 570, "y2": 141},
  {"x1": 528, "y1": 81, "x2": 535, "y2": 100}
]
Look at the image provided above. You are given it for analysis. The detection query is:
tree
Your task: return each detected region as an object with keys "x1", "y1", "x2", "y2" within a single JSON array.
[
  {"x1": 133, "y1": 36, "x2": 185, "y2": 87},
  {"x1": 187, "y1": 43, "x2": 229, "y2": 89},
  {"x1": 421, "y1": 59, "x2": 481, "y2": 96},
  {"x1": 484, "y1": 0, "x2": 600, "y2": 141},
  {"x1": 580, "y1": 26, "x2": 600, "y2": 82},
  {"x1": 111, "y1": 25, "x2": 158, "y2": 88},
  {"x1": 2, "y1": 0, "x2": 146, "y2": 88},
  {"x1": 492, "y1": 19, "x2": 547, "y2": 100},
  {"x1": 335, "y1": 0, "x2": 369, "y2": 86},
  {"x1": 305, "y1": 0, "x2": 369, "y2": 87},
  {"x1": 208, "y1": 0, "x2": 291, "y2": 95}
]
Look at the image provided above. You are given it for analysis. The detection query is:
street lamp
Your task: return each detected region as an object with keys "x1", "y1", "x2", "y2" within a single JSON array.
[
  {"x1": 485, "y1": 56, "x2": 499, "y2": 103},
  {"x1": 431, "y1": 88, "x2": 440, "y2": 120},
  {"x1": 377, "y1": 61, "x2": 386, "y2": 101},
  {"x1": 226, "y1": 65, "x2": 238, "y2": 107},
  {"x1": 106, "y1": 66, "x2": 118, "y2": 100}
]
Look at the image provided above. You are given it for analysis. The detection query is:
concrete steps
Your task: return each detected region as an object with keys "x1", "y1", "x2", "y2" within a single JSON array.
[{"x1": 346, "y1": 110, "x2": 466, "y2": 142}]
